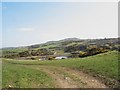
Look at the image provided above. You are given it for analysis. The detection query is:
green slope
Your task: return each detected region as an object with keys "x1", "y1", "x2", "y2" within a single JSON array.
[{"x1": 2, "y1": 51, "x2": 119, "y2": 88}]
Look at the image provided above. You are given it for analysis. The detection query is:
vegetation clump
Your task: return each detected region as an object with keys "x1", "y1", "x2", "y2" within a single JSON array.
[{"x1": 2, "y1": 38, "x2": 119, "y2": 60}]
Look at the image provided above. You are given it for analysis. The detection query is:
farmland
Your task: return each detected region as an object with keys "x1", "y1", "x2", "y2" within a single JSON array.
[
  {"x1": 2, "y1": 61, "x2": 54, "y2": 88},
  {"x1": 2, "y1": 38, "x2": 119, "y2": 59},
  {"x1": 2, "y1": 1, "x2": 119, "y2": 89},
  {"x1": 2, "y1": 51, "x2": 119, "y2": 88}
]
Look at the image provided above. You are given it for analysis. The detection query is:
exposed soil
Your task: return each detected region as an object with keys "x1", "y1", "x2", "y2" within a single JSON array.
[{"x1": 32, "y1": 65, "x2": 108, "y2": 88}]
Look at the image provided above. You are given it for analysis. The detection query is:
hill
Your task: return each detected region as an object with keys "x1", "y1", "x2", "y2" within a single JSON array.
[{"x1": 1, "y1": 37, "x2": 119, "y2": 59}]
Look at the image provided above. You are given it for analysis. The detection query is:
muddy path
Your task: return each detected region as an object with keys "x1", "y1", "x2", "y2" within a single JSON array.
[{"x1": 27, "y1": 65, "x2": 108, "y2": 88}]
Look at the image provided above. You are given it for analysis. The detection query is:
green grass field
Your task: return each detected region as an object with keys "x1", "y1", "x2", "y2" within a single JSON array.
[
  {"x1": 2, "y1": 51, "x2": 119, "y2": 88},
  {"x1": 2, "y1": 61, "x2": 54, "y2": 88}
]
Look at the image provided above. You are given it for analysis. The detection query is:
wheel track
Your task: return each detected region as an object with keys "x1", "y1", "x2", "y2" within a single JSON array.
[{"x1": 29, "y1": 65, "x2": 108, "y2": 88}]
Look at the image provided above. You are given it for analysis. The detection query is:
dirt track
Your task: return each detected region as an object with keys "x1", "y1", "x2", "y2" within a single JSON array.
[{"x1": 33, "y1": 65, "x2": 108, "y2": 88}]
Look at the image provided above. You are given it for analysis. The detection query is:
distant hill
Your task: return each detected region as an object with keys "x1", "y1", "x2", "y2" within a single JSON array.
[
  {"x1": 1, "y1": 37, "x2": 119, "y2": 58},
  {"x1": 59, "y1": 38, "x2": 81, "y2": 42},
  {"x1": 2, "y1": 37, "x2": 118, "y2": 50}
]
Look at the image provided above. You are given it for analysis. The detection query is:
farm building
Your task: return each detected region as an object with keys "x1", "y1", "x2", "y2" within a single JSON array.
[{"x1": 55, "y1": 56, "x2": 68, "y2": 60}]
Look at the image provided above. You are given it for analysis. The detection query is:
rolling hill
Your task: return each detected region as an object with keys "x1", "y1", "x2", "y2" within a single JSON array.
[{"x1": 1, "y1": 37, "x2": 119, "y2": 59}]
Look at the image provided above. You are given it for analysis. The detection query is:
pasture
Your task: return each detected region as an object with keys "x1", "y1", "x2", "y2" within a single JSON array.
[{"x1": 2, "y1": 51, "x2": 119, "y2": 88}]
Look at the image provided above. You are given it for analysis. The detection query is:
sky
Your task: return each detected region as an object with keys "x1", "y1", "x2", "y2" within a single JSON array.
[{"x1": 2, "y1": 2, "x2": 118, "y2": 47}]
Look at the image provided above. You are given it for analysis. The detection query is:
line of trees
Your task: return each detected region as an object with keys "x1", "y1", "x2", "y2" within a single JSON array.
[
  {"x1": 3, "y1": 48, "x2": 54, "y2": 58},
  {"x1": 68, "y1": 44, "x2": 119, "y2": 58}
]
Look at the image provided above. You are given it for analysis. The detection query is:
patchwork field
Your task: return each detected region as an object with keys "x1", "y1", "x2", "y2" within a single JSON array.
[{"x1": 2, "y1": 51, "x2": 119, "y2": 88}]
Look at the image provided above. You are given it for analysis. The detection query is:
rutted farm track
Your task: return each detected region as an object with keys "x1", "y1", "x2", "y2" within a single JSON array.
[{"x1": 25, "y1": 65, "x2": 108, "y2": 88}]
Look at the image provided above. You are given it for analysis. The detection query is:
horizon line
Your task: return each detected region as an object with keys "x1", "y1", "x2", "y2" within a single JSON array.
[{"x1": 2, "y1": 37, "x2": 119, "y2": 49}]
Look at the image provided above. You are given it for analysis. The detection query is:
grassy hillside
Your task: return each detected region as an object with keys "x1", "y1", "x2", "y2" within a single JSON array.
[
  {"x1": 3, "y1": 51, "x2": 118, "y2": 80},
  {"x1": 2, "y1": 38, "x2": 119, "y2": 59},
  {"x1": 42, "y1": 51, "x2": 119, "y2": 80},
  {"x1": 2, "y1": 61, "x2": 54, "y2": 88}
]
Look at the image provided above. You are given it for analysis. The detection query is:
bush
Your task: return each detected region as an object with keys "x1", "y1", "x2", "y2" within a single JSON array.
[
  {"x1": 48, "y1": 57, "x2": 55, "y2": 60},
  {"x1": 79, "y1": 51, "x2": 88, "y2": 57},
  {"x1": 3, "y1": 53, "x2": 20, "y2": 58},
  {"x1": 19, "y1": 51, "x2": 30, "y2": 57}
]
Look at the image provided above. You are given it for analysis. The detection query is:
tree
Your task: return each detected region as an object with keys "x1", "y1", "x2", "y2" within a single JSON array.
[{"x1": 19, "y1": 51, "x2": 30, "y2": 57}]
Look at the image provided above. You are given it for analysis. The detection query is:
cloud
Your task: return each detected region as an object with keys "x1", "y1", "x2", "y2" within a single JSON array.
[{"x1": 19, "y1": 28, "x2": 34, "y2": 32}]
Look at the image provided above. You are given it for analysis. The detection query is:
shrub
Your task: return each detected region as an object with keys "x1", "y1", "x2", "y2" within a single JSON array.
[
  {"x1": 19, "y1": 51, "x2": 30, "y2": 57},
  {"x1": 48, "y1": 57, "x2": 55, "y2": 60},
  {"x1": 79, "y1": 51, "x2": 87, "y2": 57}
]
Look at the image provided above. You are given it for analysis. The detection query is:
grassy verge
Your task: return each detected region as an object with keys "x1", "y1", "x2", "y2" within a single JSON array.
[{"x1": 2, "y1": 61, "x2": 54, "y2": 88}]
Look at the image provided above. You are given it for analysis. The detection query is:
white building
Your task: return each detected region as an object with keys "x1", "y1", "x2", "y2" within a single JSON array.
[{"x1": 55, "y1": 56, "x2": 68, "y2": 60}]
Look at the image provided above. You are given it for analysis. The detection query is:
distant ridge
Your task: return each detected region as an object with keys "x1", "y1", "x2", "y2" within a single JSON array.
[{"x1": 2, "y1": 37, "x2": 118, "y2": 49}]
